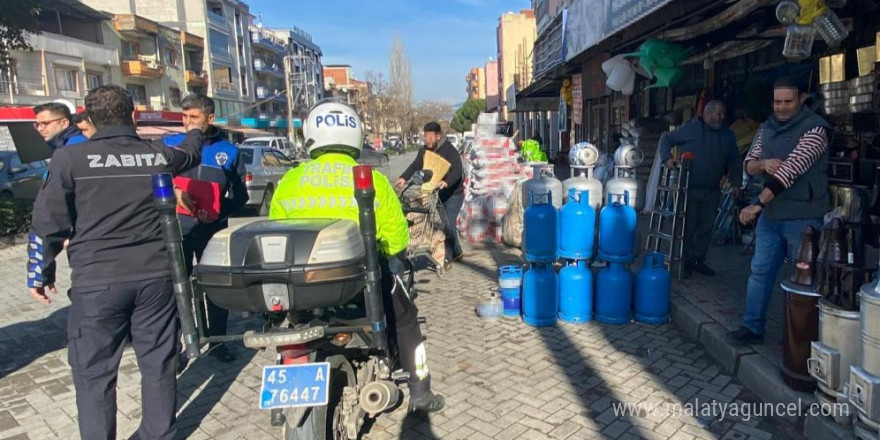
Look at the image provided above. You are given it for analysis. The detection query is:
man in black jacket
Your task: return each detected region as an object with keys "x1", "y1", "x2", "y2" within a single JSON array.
[
  {"x1": 396, "y1": 122, "x2": 464, "y2": 269},
  {"x1": 27, "y1": 85, "x2": 205, "y2": 440}
]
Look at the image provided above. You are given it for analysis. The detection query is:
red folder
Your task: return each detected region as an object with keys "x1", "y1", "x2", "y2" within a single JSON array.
[{"x1": 173, "y1": 176, "x2": 221, "y2": 222}]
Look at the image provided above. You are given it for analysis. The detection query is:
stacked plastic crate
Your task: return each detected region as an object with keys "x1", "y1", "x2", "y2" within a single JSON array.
[{"x1": 458, "y1": 115, "x2": 528, "y2": 243}]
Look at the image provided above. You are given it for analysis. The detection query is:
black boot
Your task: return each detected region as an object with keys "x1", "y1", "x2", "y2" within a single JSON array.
[
  {"x1": 689, "y1": 259, "x2": 716, "y2": 276},
  {"x1": 408, "y1": 375, "x2": 445, "y2": 413}
]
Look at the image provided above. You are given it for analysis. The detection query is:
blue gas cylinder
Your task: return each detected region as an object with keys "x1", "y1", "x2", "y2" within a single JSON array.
[
  {"x1": 522, "y1": 263, "x2": 558, "y2": 327},
  {"x1": 595, "y1": 262, "x2": 633, "y2": 325},
  {"x1": 524, "y1": 192, "x2": 558, "y2": 263},
  {"x1": 498, "y1": 265, "x2": 524, "y2": 317},
  {"x1": 558, "y1": 189, "x2": 596, "y2": 260},
  {"x1": 635, "y1": 252, "x2": 671, "y2": 324},
  {"x1": 558, "y1": 260, "x2": 593, "y2": 323},
  {"x1": 598, "y1": 191, "x2": 637, "y2": 263}
]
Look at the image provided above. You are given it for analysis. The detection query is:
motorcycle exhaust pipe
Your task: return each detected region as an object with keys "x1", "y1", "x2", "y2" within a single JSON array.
[
  {"x1": 152, "y1": 173, "x2": 201, "y2": 360},
  {"x1": 353, "y1": 166, "x2": 389, "y2": 357},
  {"x1": 358, "y1": 380, "x2": 400, "y2": 415}
]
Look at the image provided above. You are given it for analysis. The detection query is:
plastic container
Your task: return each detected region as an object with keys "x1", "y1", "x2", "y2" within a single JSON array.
[{"x1": 499, "y1": 265, "x2": 523, "y2": 317}]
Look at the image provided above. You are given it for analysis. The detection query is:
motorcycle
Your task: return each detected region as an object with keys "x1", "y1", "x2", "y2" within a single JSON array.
[{"x1": 156, "y1": 169, "x2": 433, "y2": 440}]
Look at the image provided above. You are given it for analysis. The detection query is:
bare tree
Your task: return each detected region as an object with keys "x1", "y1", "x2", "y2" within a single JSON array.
[
  {"x1": 388, "y1": 35, "x2": 414, "y2": 140},
  {"x1": 362, "y1": 70, "x2": 390, "y2": 139},
  {"x1": 411, "y1": 100, "x2": 453, "y2": 136}
]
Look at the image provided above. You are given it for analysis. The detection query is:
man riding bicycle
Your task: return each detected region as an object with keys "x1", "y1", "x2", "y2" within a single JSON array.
[{"x1": 268, "y1": 99, "x2": 445, "y2": 413}]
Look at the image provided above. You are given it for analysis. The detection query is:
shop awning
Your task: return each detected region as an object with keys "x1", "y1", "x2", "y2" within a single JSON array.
[
  {"x1": 136, "y1": 125, "x2": 186, "y2": 140},
  {"x1": 514, "y1": 76, "x2": 567, "y2": 113}
]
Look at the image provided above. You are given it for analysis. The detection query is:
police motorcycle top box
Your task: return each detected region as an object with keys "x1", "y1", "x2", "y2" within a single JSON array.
[{"x1": 176, "y1": 166, "x2": 419, "y2": 440}]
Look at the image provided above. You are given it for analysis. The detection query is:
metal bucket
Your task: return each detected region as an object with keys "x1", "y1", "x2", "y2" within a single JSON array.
[
  {"x1": 810, "y1": 299, "x2": 862, "y2": 392},
  {"x1": 861, "y1": 285, "x2": 880, "y2": 377}
]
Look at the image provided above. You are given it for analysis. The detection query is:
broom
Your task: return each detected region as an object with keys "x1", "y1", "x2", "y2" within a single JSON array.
[{"x1": 423, "y1": 150, "x2": 451, "y2": 186}]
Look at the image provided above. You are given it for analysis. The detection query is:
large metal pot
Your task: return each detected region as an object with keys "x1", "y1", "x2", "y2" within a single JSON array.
[
  {"x1": 861, "y1": 287, "x2": 880, "y2": 377},
  {"x1": 810, "y1": 299, "x2": 861, "y2": 404}
]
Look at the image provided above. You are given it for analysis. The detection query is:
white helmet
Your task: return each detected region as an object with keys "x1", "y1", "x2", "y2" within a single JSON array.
[{"x1": 303, "y1": 98, "x2": 363, "y2": 158}]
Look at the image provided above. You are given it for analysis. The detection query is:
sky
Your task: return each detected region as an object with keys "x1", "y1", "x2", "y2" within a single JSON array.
[{"x1": 246, "y1": 0, "x2": 531, "y2": 105}]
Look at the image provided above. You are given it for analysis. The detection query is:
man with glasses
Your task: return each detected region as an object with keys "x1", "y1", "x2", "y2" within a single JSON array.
[{"x1": 32, "y1": 101, "x2": 87, "y2": 149}]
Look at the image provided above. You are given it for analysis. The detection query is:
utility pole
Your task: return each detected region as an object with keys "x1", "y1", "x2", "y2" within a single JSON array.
[{"x1": 284, "y1": 55, "x2": 294, "y2": 146}]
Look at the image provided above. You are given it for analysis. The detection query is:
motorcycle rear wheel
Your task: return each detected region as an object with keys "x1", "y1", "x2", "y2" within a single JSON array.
[{"x1": 284, "y1": 355, "x2": 357, "y2": 440}]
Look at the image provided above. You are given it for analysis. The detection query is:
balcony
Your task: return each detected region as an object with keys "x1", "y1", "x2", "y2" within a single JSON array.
[
  {"x1": 210, "y1": 45, "x2": 232, "y2": 61},
  {"x1": 114, "y1": 14, "x2": 160, "y2": 36},
  {"x1": 0, "y1": 79, "x2": 49, "y2": 101},
  {"x1": 251, "y1": 31, "x2": 286, "y2": 54},
  {"x1": 181, "y1": 31, "x2": 204, "y2": 48},
  {"x1": 122, "y1": 60, "x2": 165, "y2": 79},
  {"x1": 207, "y1": 11, "x2": 229, "y2": 29},
  {"x1": 214, "y1": 81, "x2": 236, "y2": 94},
  {"x1": 186, "y1": 70, "x2": 208, "y2": 87},
  {"x1": 253, "y1": 59, "x2": 284, "y2": 77},
  {"x1": 25, "y1": 32, "x2": 118, "y2": 68}
]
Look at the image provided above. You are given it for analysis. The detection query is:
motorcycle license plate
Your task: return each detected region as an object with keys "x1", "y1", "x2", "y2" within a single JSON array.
[{"x1": 259, "y1": 362, "x2": 330, "y2": 410}]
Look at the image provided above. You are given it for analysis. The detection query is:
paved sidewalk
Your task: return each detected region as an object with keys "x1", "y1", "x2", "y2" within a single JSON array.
[{"x1": 0, "y1": 233, "x2": 802, "y2": 439}]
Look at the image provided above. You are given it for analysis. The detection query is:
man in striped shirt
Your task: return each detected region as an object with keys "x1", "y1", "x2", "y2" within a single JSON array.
[{"x1": 729, "y1": 77, "x2": 831, "y2": 345}]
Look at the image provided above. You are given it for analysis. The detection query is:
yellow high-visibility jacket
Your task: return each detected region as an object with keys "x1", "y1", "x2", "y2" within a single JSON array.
[{"x1": 269, "y1": 152, "x2": 409, "y2": 256}]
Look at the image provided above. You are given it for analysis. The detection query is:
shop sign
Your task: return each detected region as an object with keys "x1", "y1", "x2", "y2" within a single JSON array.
[
  {"x1": 608, "y1": 0, "x2": 674, "y2": 34},
  {"x1": 572, "y1": 74, "x2": 583, "y2": 122},
  {"x1": 565, "y1": 0, "x2": 674, "y2": 62}
]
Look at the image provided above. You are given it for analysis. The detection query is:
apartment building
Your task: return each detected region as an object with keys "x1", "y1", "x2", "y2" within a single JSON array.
[
  {"x1": 496, "y1": 10, "x2": 536, "y2": 120},
  {"x1": 249, "y1": 25, "x2": 287, "y2": 122},
  {"x1": 80, "y1": 0, "x2": 256, "y2": 119},
  {"x1": 110, "y1": 13, "x2": 203, "y2": 111},
  {"x1": 484, "y1": 59, "x2": 500, "y2": 112},
  {"x1": 323, "y1": 64, "x2": 368, "y2": 113},
  {"x1": 466, "y1": 67, "x2": 486, "y2": 100},
  {"x1": 272, "y1": 27, "x2": 324, "y2": 119},
  {"x1": 0, "y1": 1, "x2": 120, "y2": 108}
]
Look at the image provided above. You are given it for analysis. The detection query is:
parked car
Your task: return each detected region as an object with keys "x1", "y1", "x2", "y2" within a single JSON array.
[
  {"x1": 0, "y1": 151, "x2": 48, "y2": 199},
  {"x1": 358, "y1": 148, "x2": 389, "y2": 167},
  {"x1": 241, "y1": 136, "x2": 306, "y2": 160},
  {"x1": 238, "y1": 146, "x2": 299, "y2": 216}
]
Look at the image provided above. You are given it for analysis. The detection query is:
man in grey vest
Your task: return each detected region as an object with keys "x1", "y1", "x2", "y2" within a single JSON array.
[{"x1": 730, "y1": 77, "x2": 831, "y2": 345}]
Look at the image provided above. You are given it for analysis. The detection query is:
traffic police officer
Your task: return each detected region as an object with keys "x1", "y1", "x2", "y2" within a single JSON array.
[
  {"x1": 269, "y1": 99, "x2": 445, "y2": 413},
  {"x1": 163, "y1": 94, "x2": 248, "y2": 363},
  {"x1": 27, "y1": 85, "x2": 206, "y2": 440}
]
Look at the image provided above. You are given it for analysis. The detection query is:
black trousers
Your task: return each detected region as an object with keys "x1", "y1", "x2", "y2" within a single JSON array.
[
  {"x1": 183, "y1": 223, "x2": 229, "y2": 338},
  {"x1": 441, "y1": 192, "x2": 464, "y2": 261},
  {"x1": 67, "y1": 277, "x2": 179, "y2": 440},
  {"x1": 684, "y1": 189, "x2": 721, "y2": 263},
  {"x1": 380, "y1": 255, "x2": 428, "y2": 385}
]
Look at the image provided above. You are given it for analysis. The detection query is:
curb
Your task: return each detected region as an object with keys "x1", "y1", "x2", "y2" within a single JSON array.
[{"x1": 668, "y1": 296, "x2": 856, "y2": 437}]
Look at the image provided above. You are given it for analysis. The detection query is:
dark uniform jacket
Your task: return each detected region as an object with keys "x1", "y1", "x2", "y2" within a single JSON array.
[
  {"x1": 162, "y1": 129, "x2": 248, "y2": 233},
  {"x1": 27, "y1": 126, "x2": 205, "y2": 289},
  {"x1": 400, "y1": 140, "x2": 464, "y2": 202}
]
